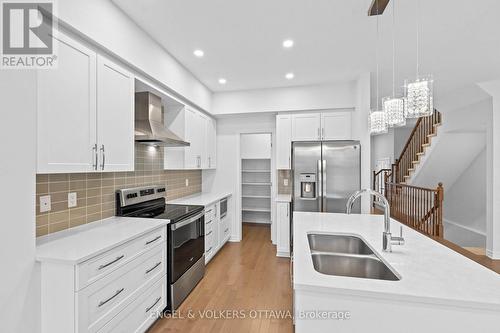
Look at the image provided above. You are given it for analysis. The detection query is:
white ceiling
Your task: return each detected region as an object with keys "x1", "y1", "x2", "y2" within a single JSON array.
[{"x1": 113, "y1": 0, "x2": 500, "y2": 101}]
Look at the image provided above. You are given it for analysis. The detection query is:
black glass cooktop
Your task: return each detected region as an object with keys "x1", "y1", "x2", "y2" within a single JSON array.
[
  {"x1": 116, "y1": 192, "x2": 204, "y2": 223},
  {"x1": 150, "y1": 204, "x2": 203, "y2": 222}
]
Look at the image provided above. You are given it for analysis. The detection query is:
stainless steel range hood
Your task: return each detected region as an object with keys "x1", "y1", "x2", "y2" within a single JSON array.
[{"x1": 134, "y1": 91, "x2": 190, "y2": 147}]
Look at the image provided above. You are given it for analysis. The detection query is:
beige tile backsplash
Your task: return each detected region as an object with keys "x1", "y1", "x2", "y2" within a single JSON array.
[
  {"x1": 278, "y1": 169, "x2": 292, "y2": 195},
  {"x1": 36, "y1": 144, "x2": 201, "y2": 237}
]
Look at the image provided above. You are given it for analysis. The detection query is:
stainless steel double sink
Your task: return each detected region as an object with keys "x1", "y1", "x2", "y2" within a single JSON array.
[{"x1": 308, "y1": 233, "x2": 400, "y2": 281}]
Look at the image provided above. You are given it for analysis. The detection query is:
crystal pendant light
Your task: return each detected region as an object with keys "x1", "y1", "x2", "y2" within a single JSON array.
[
  {"x1": 370, "y1": 1, "x2": 388, "y2": 135},
  {"x1": 383, "y1": 0, "x2": 406, "y2": 127},
  {"x1": 370, "y1": 110, "x2": 388, "y2": 135},
  {"x1": 404, "y1": 0, "x2": 434, "y2": 118}
]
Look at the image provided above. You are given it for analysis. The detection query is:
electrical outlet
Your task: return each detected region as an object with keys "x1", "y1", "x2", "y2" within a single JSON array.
[
  {"x1": 284, "y1": 178, "x2": 289, "y2": 186},
  {"x1": 40, "y1": 195, "x2": 51, "y2": 212},
  {"x1": 185, "y1": 178, "x2": 189, "y2": 187},
  {"x1": 68, "y1": 192, "x2": 77, "y2": 208}
]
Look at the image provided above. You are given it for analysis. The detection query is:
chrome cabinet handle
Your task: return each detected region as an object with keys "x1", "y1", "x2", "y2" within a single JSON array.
[
  {"x1": 224, "y1": 228, "x2": 229, "y2": 233},
  {"x1": 100, "y1": 145, "x2": 105, "y2": 170},
  {"x1": 145, "y1": 297, "x2": 161, "y2": 313},
  {"x1": 98, "y1": 288, "x2": 124, "y2": 307},
  {"x1": 92, "y1": 144, "x2": 98, "y2": 170},
  {"x1": 145, "y1": 261, "x2": 162, "y2": 274},
  {"x1": 317, "y1": 128, "x2": 320, "y2": 139},
  {"x1": 208, "y1": 157, "x2": 211, "y2": 168},
  {"x1": 208, "y1": 246, "x2": 212, "y2": 252},
  {"x1": 206, "y1": 231, "x2": 212, "y2": 236},
  {"x1": 322, "y1": 127, "x2": 324, "y2": 139},
  {"x1": 98, "y1": 255, "x2": 124, "y2": 270},
  {"x1": 145, "y1": 235, "x2": 161, "y2": 245}
]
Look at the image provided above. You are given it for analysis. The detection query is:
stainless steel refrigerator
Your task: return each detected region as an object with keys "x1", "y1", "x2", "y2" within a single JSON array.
[{"x1": 292, "y1": 141, "x2": 361, "y2": 213}]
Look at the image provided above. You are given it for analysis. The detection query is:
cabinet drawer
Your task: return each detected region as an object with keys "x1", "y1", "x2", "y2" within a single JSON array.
[
  {"x1": 97, "y1": 277, "x2": 166, "y2": 333},
  {"x1": 205, "y1": 229, "x2": 214, "y2": 254},
  {"x1": 78, "y1": 243, "x2": 166, "y2": 333},
  {"x1": 77, "y1": 227, "x2": 166, "y2": 290},
  {"x1": 205, "y1": 205, "x2": 215, "y2": 221},
  {"x1": 221, "y1": 217, "x2": 230, "y2": 241}
]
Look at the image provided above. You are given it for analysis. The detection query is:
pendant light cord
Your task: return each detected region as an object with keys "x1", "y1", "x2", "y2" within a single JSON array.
[
  {"x1": 376, "y1": 0, "x2": 380, "y2": 110},
  {"x1": 392, "y1": 0, "x2": 395, "y2": 97},
  {"x1": 416, "y1": 0, "x2": 420, "y2": 79}
]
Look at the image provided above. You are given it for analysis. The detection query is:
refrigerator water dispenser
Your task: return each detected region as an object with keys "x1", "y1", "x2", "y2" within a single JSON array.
[{"x1": 300, "y1": 173, "x2": 317, "y2": 198}]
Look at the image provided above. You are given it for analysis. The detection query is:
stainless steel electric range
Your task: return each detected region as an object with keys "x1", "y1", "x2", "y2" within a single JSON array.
[{"x1": 116, "y1": 185, "x2": 205, "y2": 311}]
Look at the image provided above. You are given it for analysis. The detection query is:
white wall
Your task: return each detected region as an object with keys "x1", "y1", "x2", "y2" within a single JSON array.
[
  {"x1": 353, "y1": 73, "x2": 372, "y2": 213},
  {"x1": 370, "y1": 130, "x2": 395, "y2": 173},
  {"x1": 202, "y1": 114, "x2": 276, "y2": 241},
  {"x1": 212, "y1": 82, "x2": 356, "y2": 115},
  {"x1": 393, "y1": 126, "x2": 414, "y2": 159},
  {"x1": 0, "y1": 72, "x2": 38, "y2": 332},
  {"x1": 478, "y1": 79, "x2": 500, "y2": 259},
  {"x1": 58, "y1": 0, "x2": 212, "y2": 112},
  {"x1": 444, "y1": 149, "x2": 487, "y2": 247}
]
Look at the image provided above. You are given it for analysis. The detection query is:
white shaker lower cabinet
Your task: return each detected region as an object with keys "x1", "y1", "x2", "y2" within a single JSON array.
[
  {"x1": 38, "y1": 223, "x2": 167, "y2": 333},
  {"x1": 276, "y1": 201, "x2": 290, "y2": 257},
  {"x1": 204, "y1": 197, "x2": 231, "y2": 264}
]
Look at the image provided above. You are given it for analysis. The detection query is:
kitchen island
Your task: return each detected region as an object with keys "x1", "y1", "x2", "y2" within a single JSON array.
[{"x1": 293, "y1": 212, "x2": 500, "y2": 333}]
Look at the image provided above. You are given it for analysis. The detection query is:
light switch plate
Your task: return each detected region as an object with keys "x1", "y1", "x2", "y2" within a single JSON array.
[
  {"x1": 68, "y1": 192, "x2": 77, "y2": 208},
  {"x1": 284, "y1": 179, "x2": 289, "y2": 186},
  {"x1": 185, "y1": 178, "x2": 189, "y2": 187},
  {"x1": 40, "y1": 195, "x2": 51, "y2": 212}
]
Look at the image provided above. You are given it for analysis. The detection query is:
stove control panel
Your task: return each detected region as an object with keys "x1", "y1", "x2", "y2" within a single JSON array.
[{"x1": 117, "y1": 185, "x2": 166, "y2": 207}]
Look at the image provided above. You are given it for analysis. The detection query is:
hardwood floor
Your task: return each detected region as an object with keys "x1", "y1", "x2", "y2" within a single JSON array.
[{"x1": 149, "y1": 224, "x2": 293, "y2": 333}]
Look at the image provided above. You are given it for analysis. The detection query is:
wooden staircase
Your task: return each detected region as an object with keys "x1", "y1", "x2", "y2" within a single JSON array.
[{"x1": 373, "y1": 110, "x2": 445, "y2": 238}]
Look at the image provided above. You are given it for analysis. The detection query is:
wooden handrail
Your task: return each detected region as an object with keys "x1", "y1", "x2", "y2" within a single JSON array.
[
  {"x1": 392, "y1": 110, "x2": 442, "y2": 183},
  {"x1": 385, "y1": 181, "x2": 444, "y2": 237}
]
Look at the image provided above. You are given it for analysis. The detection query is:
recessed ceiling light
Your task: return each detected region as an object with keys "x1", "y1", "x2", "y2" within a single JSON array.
[
  {"x1": 193, "y1": 49, "x2": 204, "y2": 57},
  {"x1": 218, "y1": 78, "x2": 227, "y2": 84},
  {"x1": 283, "y1": 39, "x2": 294, "y2": 48},
  {"x1": 285, "y1": 72, "x2": 295, "y2": 80}
]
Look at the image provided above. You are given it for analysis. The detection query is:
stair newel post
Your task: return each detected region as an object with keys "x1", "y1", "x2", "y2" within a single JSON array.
[{"x1": 436, "y1": 182, "x2": 444, "y2": 237}]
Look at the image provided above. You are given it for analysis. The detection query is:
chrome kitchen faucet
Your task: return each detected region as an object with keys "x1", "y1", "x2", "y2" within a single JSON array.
[{"x1": 346, "y1": 189, "x2": 405, "y2": 252}]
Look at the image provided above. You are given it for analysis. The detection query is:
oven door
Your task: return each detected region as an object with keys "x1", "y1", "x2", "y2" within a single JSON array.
[{"x1": 169, "y1": 211, "x2": 205, "y2": 283}]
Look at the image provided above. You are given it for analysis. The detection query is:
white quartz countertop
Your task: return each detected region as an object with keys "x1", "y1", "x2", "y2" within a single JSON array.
[
  {"x1": 276, "y1": 194, "x2": 292, "y2": 202},
  {"x1": 36, "y1": 217, "x2": 168, "y2": 265},
  {"x1": 168, "y1": 192, "x2": 232, "y2": 207},
  {"x1": 293, "y1": 212, "x2": 500, "y2": 311}
]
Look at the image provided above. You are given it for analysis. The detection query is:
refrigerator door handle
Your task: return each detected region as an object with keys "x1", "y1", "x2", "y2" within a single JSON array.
[
  {"x1": 317, "y1": 159, "x2": 322, "y2": 211},
  {"x1": 322, "y1": 159, "x2": 327, "y2": 212}
]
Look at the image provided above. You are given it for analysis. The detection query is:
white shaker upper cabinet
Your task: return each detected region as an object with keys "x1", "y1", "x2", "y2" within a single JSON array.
[
  {"x1": 206, "y1": 117, "x2": 217, "y2": 169},
  {"x1": 96, "y1": 55, "x2": 135, "y2": 172},
  {"x1": 183, "y1": 107, "x2": 198, "y2": 169},
  {"x1": 276, "y1": 114, "x2": 292, "y2": 169},
  {"x1": 37, "y1": 32, "x2": 97, "y2": 173},
  {"x1": 198, "y1": 113, "x2": 209, "y2": 169},
  {"x1": 321, "y1": 111, "x2": 352, "y2": 140},
  {"x1": 291, "y1": 113, "x2": 321, "y2": 141}
]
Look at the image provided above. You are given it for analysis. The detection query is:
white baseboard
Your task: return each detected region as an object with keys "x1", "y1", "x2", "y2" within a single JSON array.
[
  {"x1": 276, "y1": 251, "x2": 290, "y2": 258},
  {"x1": 443, "y1": 219, "x2": 486, "y2": 237}
]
